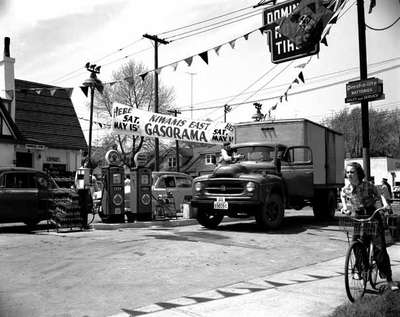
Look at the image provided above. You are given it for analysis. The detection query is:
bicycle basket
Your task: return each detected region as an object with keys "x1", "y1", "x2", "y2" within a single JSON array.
[{"x1": 338, "y1": 215, "x2": 379, "y2": 237}]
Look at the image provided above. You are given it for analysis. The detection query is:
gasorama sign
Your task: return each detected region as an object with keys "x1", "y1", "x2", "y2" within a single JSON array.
[{"x1": 112, "y1": 103, "x2": 234, "y2": 144}]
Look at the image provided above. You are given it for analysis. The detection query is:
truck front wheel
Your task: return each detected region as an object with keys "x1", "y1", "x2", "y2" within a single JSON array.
[
  {"x1": 256, "y1": 193, "x2": 284, "y2": 230},
  {"x1": 197, "y1": 209, "x2": 224, "y2": 229}
]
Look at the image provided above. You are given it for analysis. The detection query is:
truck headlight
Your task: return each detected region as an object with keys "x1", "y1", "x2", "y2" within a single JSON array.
[
  {"x1": 246, "y1": 181, "x2": 256, "y2": 192},
  {"x1": 194, "y1": 182, "x2": 203, "y2": 192}
]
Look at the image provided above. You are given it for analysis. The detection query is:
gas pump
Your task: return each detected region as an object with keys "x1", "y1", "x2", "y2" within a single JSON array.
[
  {"x1": 100, "y1": 149, "x2": 125, "y2": 223},
  {"x1": 129, "y1": 152, "x2": 152, "y2": 221}
]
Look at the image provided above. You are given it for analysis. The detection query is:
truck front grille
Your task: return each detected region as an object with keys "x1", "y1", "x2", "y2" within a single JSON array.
[{"x1": 205, "y1": 180, "x2": 245, "y2": 195}]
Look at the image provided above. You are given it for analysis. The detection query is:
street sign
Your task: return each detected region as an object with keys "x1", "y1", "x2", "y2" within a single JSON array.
[
  {"x1": 262, "y1": 0, "x2": 319, "y2": 64},
  {"x1": 345, "y1": 77, "x2": 384, "y2": 103}
]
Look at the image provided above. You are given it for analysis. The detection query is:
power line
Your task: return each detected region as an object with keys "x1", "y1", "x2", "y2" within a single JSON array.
[
  {"x1": 158, "y1": 5, "x2": 256, "y2": 36},
  {"x1": 366, "y1": 16, "x2": 400, "y2": 31}
]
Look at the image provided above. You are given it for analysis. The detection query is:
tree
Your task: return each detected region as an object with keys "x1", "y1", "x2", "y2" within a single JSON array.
[
  {"x1": 324, "y1": 107, "x2": 400, "y2": 158},
  {"x1": 92, "y1": 60, "x2": 175, "y2": 168}
]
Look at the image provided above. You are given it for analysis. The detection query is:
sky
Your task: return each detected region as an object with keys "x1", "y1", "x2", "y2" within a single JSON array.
[{"x1": 0, "y1": 0, "x2": 399, "y2": 143}]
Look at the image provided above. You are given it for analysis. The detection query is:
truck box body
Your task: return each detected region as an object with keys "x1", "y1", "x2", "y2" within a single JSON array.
[{"x1": 234, "y1": 119, "x2": 344, "y2": 186}]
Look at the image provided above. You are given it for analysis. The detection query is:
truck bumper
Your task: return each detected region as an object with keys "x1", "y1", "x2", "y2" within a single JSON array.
[{"x1": 191, "y1": 198, "x2": 261, "y2": 216}]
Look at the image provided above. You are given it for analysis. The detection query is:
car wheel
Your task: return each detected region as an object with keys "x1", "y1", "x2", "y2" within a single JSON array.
[
  {"x1": 196, "y1": 208, "x2": 224, "y2": 229},
  {"x1": 256, "y1": 193, "x2": 284, "y2": 230}
]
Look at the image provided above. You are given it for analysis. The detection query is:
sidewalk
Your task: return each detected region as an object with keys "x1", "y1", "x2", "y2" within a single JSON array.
[{"x1": 109, "y1": 243, "x2": 400, "y2": 317}]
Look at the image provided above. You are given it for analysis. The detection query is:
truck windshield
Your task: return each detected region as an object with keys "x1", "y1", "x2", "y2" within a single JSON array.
[{"x1": 235, "y1": 146, "x2": 275, "y2": 162}]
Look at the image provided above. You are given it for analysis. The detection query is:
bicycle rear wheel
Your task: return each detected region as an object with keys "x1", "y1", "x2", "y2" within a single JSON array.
[{"x1": 344, "y1": 241, "x2": 367, "y2": 302}]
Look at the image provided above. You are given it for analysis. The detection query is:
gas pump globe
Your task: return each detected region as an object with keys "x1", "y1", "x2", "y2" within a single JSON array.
[{"x1": 99, "y1": 149, "x2": 125, "y2": 223}]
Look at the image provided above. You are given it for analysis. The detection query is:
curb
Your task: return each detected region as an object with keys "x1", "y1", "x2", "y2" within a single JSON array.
[{"x1": 93, "y1": 218, "x2": 199, "y2": 230}]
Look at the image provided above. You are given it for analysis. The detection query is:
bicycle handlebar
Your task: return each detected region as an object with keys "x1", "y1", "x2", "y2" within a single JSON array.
[{"x1": 345, "y1": 207, "x2": 386, "y2": 223}]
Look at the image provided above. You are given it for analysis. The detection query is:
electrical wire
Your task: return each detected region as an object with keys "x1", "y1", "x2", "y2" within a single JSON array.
[
  {"x1": 170, "y1": 11, "x2": 262, "y2": 42},
  {"x1": 165, "y1": 9, "x2": 263, "y2": 41},
  {"x1": 158, "y1": 5, "x2": 255, "y2": 36},
  {"x1": 366, "y1": 16, "x2": 400, "y2": 31}
]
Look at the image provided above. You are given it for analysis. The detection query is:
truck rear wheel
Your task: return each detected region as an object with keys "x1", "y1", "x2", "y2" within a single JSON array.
[
  {"x1": 313, "y1": 189, "x2": 337, "y2": 219},
  {"x1": 256, "y1": 193, "x2": 284, "y2": 230},
  {"x1": 196, "y1": 208, "x2": 224, "y2": 229}
]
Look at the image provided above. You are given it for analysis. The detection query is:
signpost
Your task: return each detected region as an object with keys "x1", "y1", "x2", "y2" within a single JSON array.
[
  {"x1": 345, "y1": 77, "x2": 384, "y2": 103},
  {"x1": 262, "y1": 0, "x2": 319, "y2": 64}
]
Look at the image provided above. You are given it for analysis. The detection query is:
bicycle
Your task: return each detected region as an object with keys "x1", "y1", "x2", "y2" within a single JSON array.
[{"x1": 339, "y1": 207, "x2": 386, "y2": 302}]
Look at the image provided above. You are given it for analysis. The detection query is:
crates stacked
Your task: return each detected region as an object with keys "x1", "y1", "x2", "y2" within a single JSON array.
[{"x1": 50, "y1": 188, "x2": 82, "y2": 231}]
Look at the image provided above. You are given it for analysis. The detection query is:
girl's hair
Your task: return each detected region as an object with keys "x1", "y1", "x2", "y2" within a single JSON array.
[{"x1": 346, "y1": 162, "x2": 365, "y2": 181}]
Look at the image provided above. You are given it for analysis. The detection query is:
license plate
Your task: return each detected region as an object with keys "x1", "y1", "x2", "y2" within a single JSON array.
[{"x1": 214, "y1": 197, "x2": 228, "y2": 210}]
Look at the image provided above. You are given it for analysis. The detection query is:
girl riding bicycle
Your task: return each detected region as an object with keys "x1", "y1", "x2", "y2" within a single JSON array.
[{"x1": 340, "y1": 162, "x2": 398, "y2": 291}]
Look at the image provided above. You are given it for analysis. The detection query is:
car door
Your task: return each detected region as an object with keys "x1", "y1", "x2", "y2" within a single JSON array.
[
  {"x1": 0, "y1": 172, "x2": 13, "y2": 222},
  {"x1": 175, "y1": 176, "x2": 193, "y2": 207},
  {"x1": 0, "y1": 171, "x2": 38, "y2": 222},
  {"x1": 280, "y1": 146, "x2": 314, "y2": 198}
]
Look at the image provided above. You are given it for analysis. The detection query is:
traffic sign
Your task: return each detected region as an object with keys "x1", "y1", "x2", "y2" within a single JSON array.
[
  {"x1": 262, "y1": 0, "x2": 319, "y2": 64},
  {"x1": 345, "y1": 78, "x2": 384, "y2": 103}
]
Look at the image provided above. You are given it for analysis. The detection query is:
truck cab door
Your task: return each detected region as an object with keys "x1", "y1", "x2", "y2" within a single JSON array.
[{"x1": 280, "y1": 146, "x2": 314, "y2": 198}]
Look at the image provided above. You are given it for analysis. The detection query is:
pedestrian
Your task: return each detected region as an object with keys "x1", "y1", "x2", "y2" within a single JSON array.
[
  {"x1": 340, "y1": 162, "x2": 398, "y2": 290},
  {"x1": 381, "y1": 178, "x2": 393, "y2": 202}
]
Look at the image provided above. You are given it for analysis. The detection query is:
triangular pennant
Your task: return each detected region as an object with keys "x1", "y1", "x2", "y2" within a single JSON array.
[
  {"x1": 184, "y1": 56, "x2": 193, "y2": 66},
  {"x1": 271, "y1": 103, "x2": 277, "y2": 110},
  {"x1": 295, "y1": 62, "x2": 307, "y2": 68},
  {"x1": 96, "y1": 85, "x2": 104, "y2": 94},
  {"x1": 109, "y1": 81, "x2": 117, "y2": 87},
  {"x1": 368, "y1": 0, "x2": 376, "y2": 14},
  {"x1": 244, "y1": 33, "x2": 250, "y2": 40},
  {"x1": 321, "y1": 37, "x2": 328, "y2": 46},
  {"x1": 98, "y1": 123, "x2": 103, "y2": 128},
  {"x1": 80, "y1": 86, "x2": 89, "y2": 97},
  {"x1": 171, "y1": 62, "x2": 178, "y2": 71},
  {"x1": 63, "y1": 88, "x2": 73, "y2": 98},
  {"x1": 155, "y1": 68, "x2": 162, "y2": 75},
  {"x1": 284, "y1": 92, "x2": 288, "y2": 101},
  {"x1": 139, "y1": 73, "x2": 148, "y2": 81},
  {"x1": 329, "y1": 15, "x2": 338, "y2": 24},
  {"x1": 288, "y1": 84, "x2": 292, "y2": 90},
  {"x1": 199, "y1": 51, "x2": 209, "y2": 64},
  {"x1": 298, "y1": 71, "x2": 305, "y2": 83},
  {"x1": 214, "y1": 45, "x2": 222, "y2": 56},
  {"x1": 292, "y1": 78, "x2": 299, "y2": 84},
  {"x1": 279, "y1": 96, "x2": 283, "y2": 102},
  {"x1": 229, "y1": 39, "x2": 236, "y2": 49}
]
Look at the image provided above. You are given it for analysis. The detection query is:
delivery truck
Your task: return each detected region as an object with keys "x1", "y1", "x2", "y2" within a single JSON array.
[{"x1": 191, "y1": 118, "x2": 345, "y2": 229}]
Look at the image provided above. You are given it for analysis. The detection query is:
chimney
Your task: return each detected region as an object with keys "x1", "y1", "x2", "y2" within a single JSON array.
[{"x1": 0, "y1": 37, "x2": 16, "y2": 121}]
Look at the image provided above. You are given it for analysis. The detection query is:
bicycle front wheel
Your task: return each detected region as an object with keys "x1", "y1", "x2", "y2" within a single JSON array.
[{"x1": 344, "y1": 241, "x2": 367, "y2": 302}]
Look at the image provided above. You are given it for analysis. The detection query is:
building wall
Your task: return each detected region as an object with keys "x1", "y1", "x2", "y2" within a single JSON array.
[{"x1": 0, "y1": 143, "x2": 15, "y2": 166}]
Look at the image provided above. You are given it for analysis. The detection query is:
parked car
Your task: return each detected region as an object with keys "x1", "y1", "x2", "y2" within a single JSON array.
[
  {"x1": 0, "y1": 167, "x2": 58, "y2": 226},
  {"x1": 125, "y1": 171, "x2": 193, "y2": 215}
]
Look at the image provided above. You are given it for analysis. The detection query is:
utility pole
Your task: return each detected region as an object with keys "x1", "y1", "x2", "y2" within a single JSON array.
[
  {"x1": 223, "y1": 104, "x2": 232, "y2": 123},
  {"x1": 167, "y1": 109, "x2": 182, "y2": 172},
  {"x1": 143, "y1": 33, "x2": 169, "y2": 171},
  {"x1": 356, "y1": 0, "x2": 370, "y2": 178},
  {"x1": 186, "y1": 72, "x2": 196, "y2": 120}
]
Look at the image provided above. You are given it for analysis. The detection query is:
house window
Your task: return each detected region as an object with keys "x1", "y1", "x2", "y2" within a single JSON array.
[
  {"x1": 205, "y1": 154, "x2": 216, "y2": 165},
  {"x1": 168, "y1": 156, "x2": 176, "y2": 168}
]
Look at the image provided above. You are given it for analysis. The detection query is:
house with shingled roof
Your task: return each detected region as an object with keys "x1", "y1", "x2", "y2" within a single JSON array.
[{"x1": 0, "y1": 37, "x2": 87, "y2": 176}]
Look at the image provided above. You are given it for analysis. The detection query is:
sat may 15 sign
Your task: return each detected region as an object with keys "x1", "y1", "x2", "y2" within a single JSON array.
[{"x1": 112, "y1": 103, "x2": 234, "y2": 144}]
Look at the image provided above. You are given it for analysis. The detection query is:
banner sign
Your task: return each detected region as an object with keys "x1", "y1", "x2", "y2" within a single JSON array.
[{"x1": 112, "y1": 103, "x2": 234, "y2": 144}]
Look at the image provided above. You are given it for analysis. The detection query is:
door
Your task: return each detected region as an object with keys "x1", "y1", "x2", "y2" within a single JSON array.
[
  {"x1": 0, "y1": 172, "x2": 38, "y2": 222},
  {"x1": 16, "y1": 152, "x2": 33, "y2": 168},
  {"x1": 280, "y1": 146, "x2": 314, "y2": 198}
]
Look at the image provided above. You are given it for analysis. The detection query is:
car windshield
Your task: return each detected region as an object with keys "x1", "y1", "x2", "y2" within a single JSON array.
[{"x1": 234, "y1": 146, "x2": 276, "y2": 162}]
